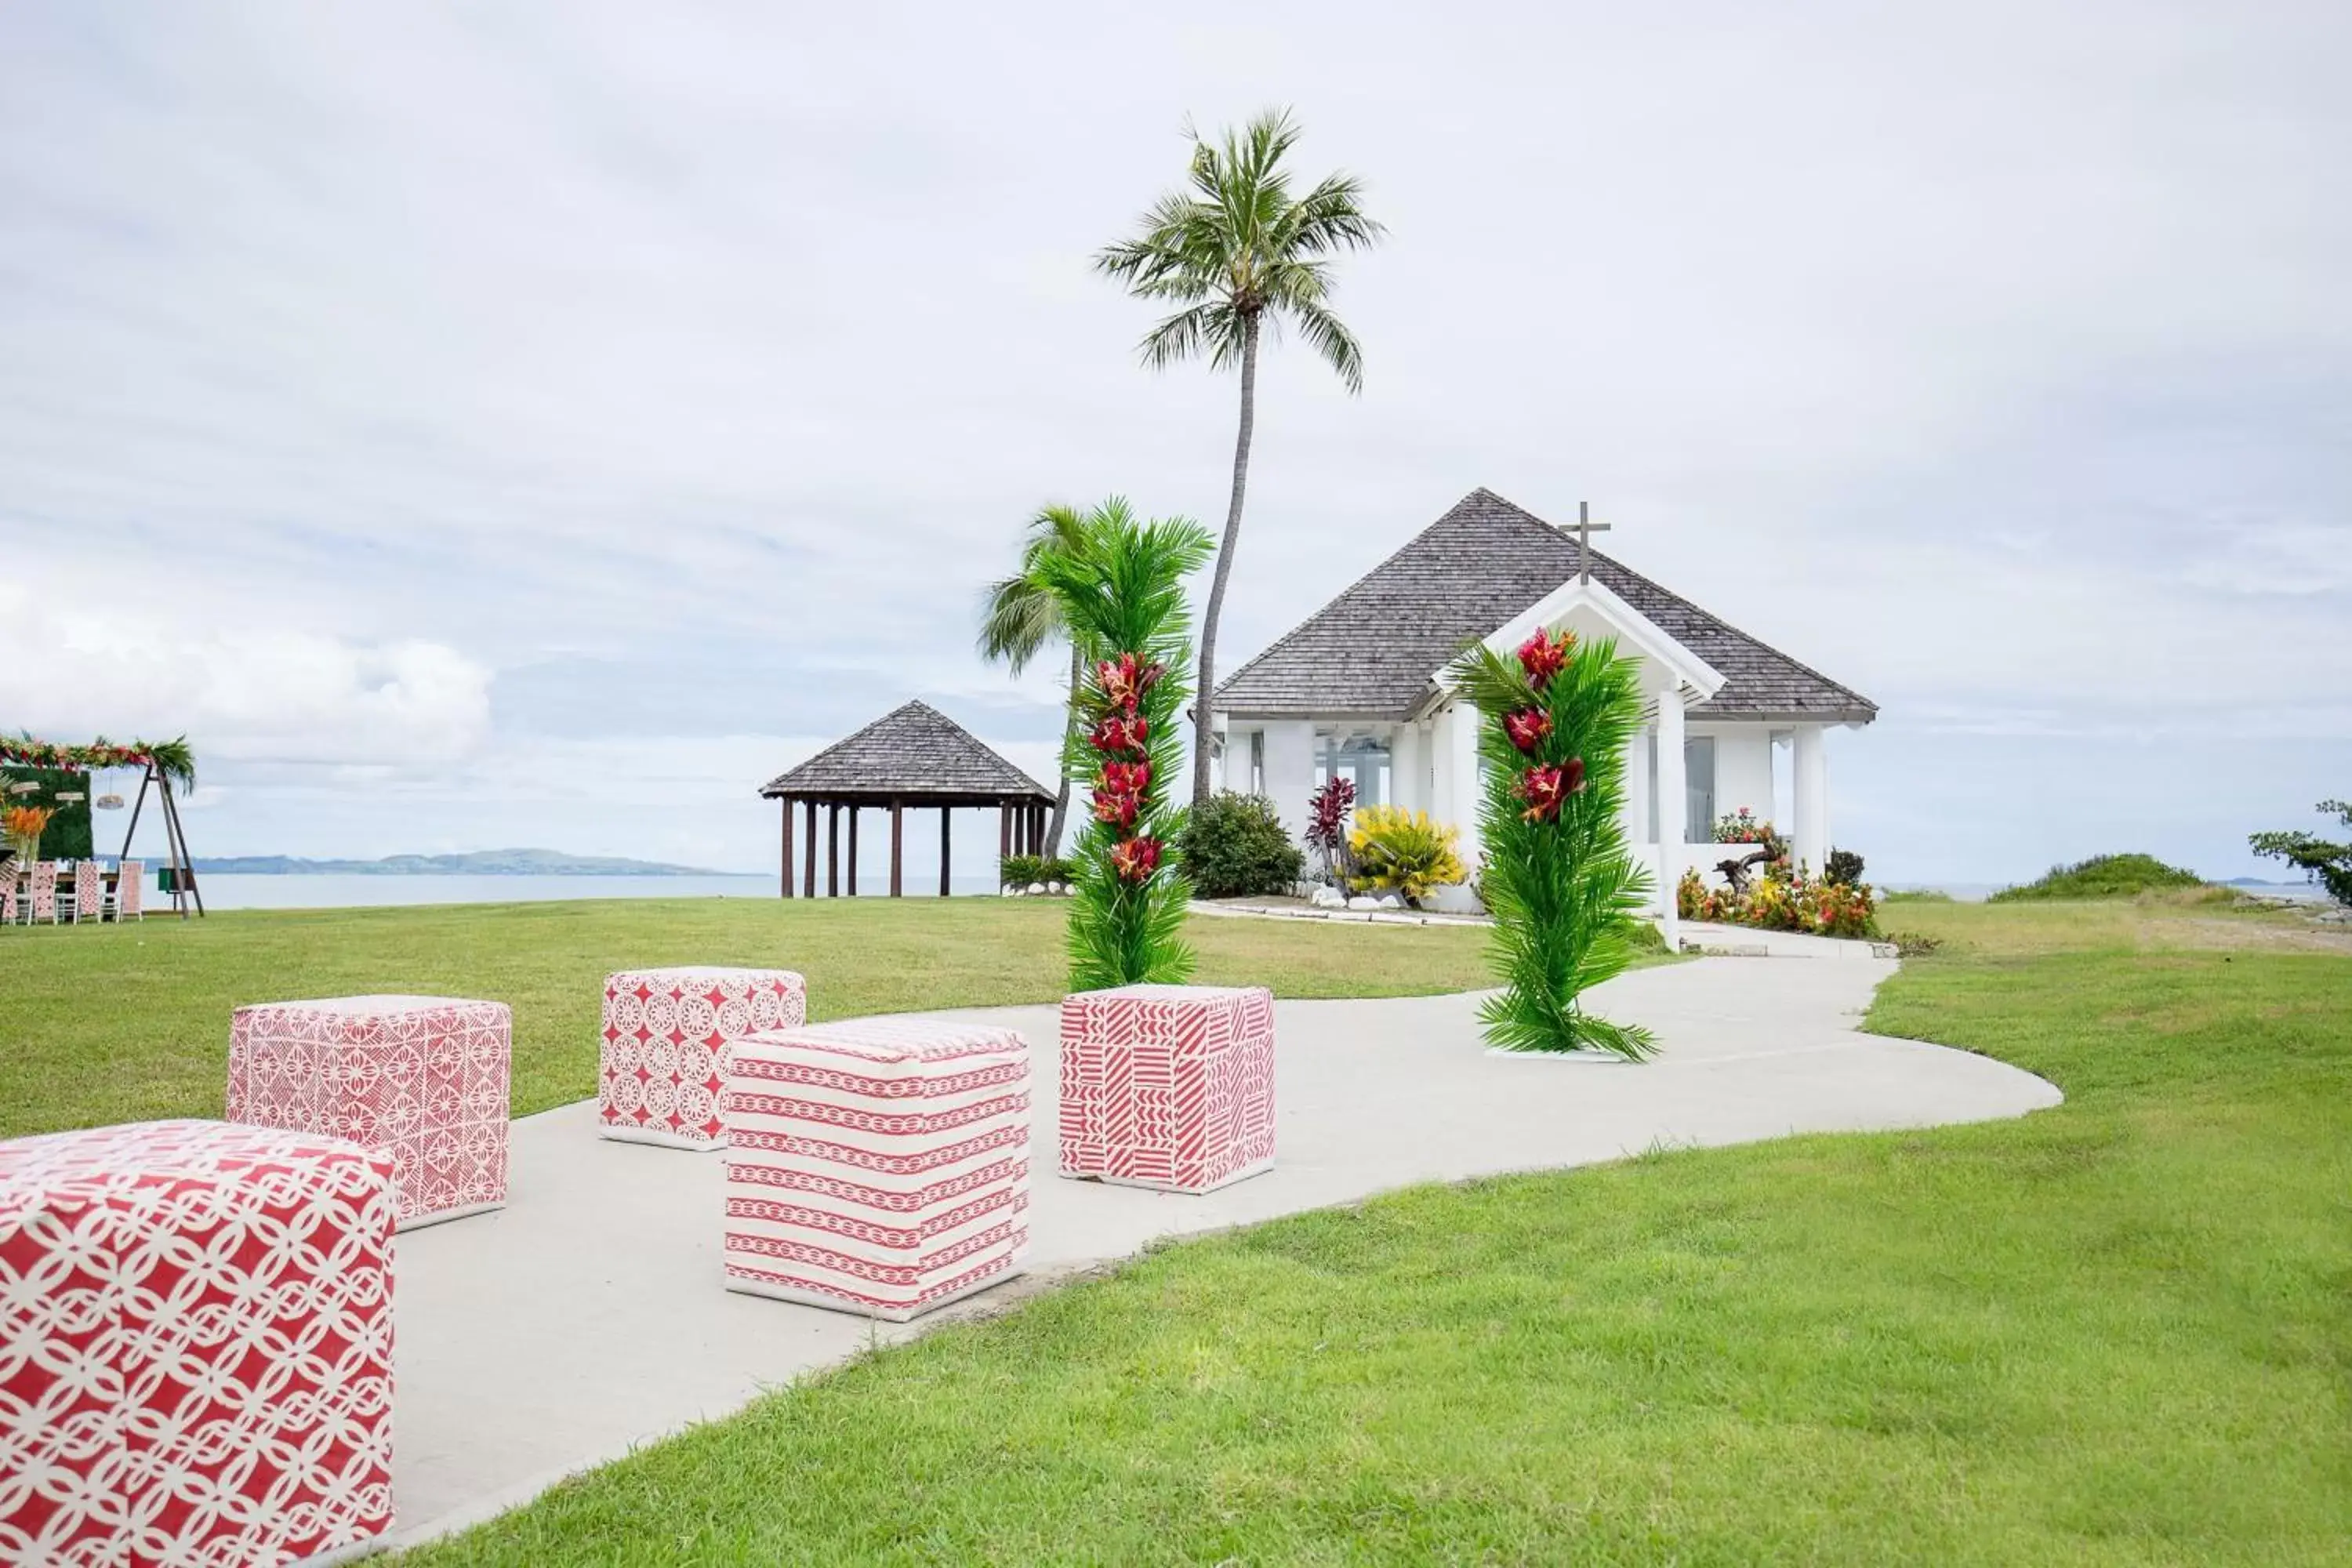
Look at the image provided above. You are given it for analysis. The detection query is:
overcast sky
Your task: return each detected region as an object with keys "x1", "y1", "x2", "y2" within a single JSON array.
[{"x1": 2, "y1": 1, "x2": 2346, "y2": 886}]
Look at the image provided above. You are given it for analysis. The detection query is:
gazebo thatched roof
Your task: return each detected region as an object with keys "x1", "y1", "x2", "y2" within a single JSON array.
[{"x1": 757, "y1": 701, "x2": 1053, "y2": 805}]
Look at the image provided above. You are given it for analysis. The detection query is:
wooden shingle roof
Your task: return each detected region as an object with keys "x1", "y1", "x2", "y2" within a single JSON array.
[
  {"x1": 1214, "y1": 488, "x2": 1877, "y2": 724},
  {"x1": 758, "y1": 701, "x2": 1054, "y2": 802}
]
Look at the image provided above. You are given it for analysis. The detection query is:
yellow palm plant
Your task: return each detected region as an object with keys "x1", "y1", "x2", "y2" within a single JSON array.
[{"x1": 1346, "y1": 805, "x2": 1465, "y2": 906}]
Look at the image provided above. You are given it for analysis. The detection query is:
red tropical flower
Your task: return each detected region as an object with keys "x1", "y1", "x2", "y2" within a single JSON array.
[
  {"x1": 1502, "y1": 707, "x2": 1552, "y2": 753},
  {"x1": 1088, "y1": 713, "x2": 1148, "y2": 754},
  {"x1": 1564, "y1": 755, "x2": 1587, "y2": 794},
  {"x1": 1094, "y1": 652, "x2": 1168, "y2": 713},
  {"x1": 1091, "y1": 789, "x2": 1139, "y2": 828},
  {"x1": 1101, "y1": 760, "x2": 1151, "y2": 797},
  {"x1": 1515, "y1": 628, "x2": 1575, "y2": 689},
  {"x1": 1515, "y1": 765, "x2": 1566, "y2": 822},
  {"x1": 1108, "y1": 836, "x2": 1162, "y2": 883}
]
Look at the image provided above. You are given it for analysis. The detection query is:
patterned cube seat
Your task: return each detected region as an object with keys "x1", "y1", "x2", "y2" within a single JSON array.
[
  {"x1": 720, "y1": 1018, "x2": 1030, "y2": 1323},
  {"x1": 227, "y1": 995, "x2": 511, "y2": 1229},
  {"x1": 0, "y1": 1120, "x2": 397, "y2": 1568},
  {"x1": 600, "y1": 967, "x2": 808, "y2": 1149},
  {"x1": 1059, "y1": 983, "x2": 1277, "y2": 1193}
]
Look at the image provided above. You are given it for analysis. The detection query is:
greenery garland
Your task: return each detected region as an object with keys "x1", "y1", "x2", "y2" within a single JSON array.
[
  {"x1": 1447, "y1": 628, "x2": 1657, "y2": 1058},
  {"x1": 1036, "y1": 499, "x2": 1214, "y2": 990},
  {"x1": 2, "y1": 734, "x2": 197, "y2": 789}
]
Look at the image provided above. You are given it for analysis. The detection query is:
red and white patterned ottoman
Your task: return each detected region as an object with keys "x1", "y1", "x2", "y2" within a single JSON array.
[
  {"x1": 600, "y1": 967, "x2": 808, "y2": 1149},
  {"x1": 1059, "y1": 983, "x2": 1277, "y2": 1193},
  {"x1": 227, "y1": 995, "x2": 511, "y2": 1229},
  {"x1": 0, "y1": 1119, "x2": 397, "y2": 1568},
  {"x1": 719, "y1": 1018, "x2": 1030, "y2": 1323}
]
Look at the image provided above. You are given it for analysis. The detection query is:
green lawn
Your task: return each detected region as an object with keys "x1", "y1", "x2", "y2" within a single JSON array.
[
  {"x1": 0, "y1": 898, "x2": 1493, "y2": 1139},
  {"x1": 401, "y1": 901, "x2": 2352, "y2": 1566}
]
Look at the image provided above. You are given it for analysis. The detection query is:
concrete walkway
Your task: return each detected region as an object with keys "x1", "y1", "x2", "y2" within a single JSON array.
[{"x1": 383, "y1": 955, "x2": 2058, "y2": 1549}]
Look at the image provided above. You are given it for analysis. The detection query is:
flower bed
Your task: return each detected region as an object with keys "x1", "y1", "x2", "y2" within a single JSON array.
[{"x1": 1679, "y1": 865, "x2": 1876, "y2": 938}]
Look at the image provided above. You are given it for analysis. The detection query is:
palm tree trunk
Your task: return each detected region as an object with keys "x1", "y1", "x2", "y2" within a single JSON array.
[
  {"x1": 1192, "y1": 312, "x2": 1260, "y2": 807},
  {"x1": 1048, "y1": 641, "x2": 1079, "y2": 855}
]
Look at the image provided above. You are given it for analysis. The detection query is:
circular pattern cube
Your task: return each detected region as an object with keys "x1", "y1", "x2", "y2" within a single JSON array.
[
  {"x1": 601, "y1": 967, "x2": 808, "y2": 1149},
  {"x1": 0, "y1": 1119, "x2": 397, "y2": 1567}
]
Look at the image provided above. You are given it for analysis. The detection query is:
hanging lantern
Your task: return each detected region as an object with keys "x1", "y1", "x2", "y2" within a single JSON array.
[{"x1": 96, "y1": 793, "x2": 125, "y2": 810}]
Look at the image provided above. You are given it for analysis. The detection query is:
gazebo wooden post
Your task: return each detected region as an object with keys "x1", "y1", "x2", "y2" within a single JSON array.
[
  {"x1": 889, "y1": 801, "x2": 904, "y2": 897},
  {"x1": 826, "y1": 804, "x2": 840, "y2": 898},
  {"x1": 779, "y1": 795, "x2": 795, "y2": 898},
  {"x1": 803, "y1": 800, "x2": 818, "y2": 898},
  {"x1": 938, "y1": 806, "x2": 952, "y2": 898},
  {"x1": 1033, "y1": 802, "x2": 1046, "y2": 855},
  {"x1": 847, "y1": 806, "x2": 858, "y2": 898},
  {"x1": 998, "y1": 804, "x2": 1011, "y2": 865}
]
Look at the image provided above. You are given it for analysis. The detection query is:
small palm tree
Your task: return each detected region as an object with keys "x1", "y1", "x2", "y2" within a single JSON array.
[
  {"x1": 978, "y1": 503, "x2": 1100, "y2": 855},
  {"x1": 1097, "y1": 107, "x2": 1385, "y2": 808}
]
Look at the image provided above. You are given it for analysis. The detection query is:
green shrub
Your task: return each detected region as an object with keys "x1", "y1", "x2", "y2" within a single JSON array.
[
  {"x1": 1882, "y1": 887, "x2": 1954, "y2": 903},
  {"x1": 1000, "y1": 855, "x2": 1075, "y2": 888},
  {"x1": 1990, "y1": 853, "x2": 2205, "y2": 902},
  {"x1": 1824, "y1": 848, "x2": 1864, "y2": 887},
  {"x1": 1888, "y1": 929, "x2": 1946, "y2": 957},
  {"x1": 1178, "y1": 793, "x2": 1305, "y2": 899}
]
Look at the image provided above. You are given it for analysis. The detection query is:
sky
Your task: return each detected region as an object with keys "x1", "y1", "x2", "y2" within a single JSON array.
[{"x1": 2, "y1": 1, "x2": 2346, "y2": 887}]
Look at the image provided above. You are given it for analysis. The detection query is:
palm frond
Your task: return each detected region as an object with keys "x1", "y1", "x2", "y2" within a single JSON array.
[{"x1": 1287, "y1": 295, "x2": 1366, "y2": 395}]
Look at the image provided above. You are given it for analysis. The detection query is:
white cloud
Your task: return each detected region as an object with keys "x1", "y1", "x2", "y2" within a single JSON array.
[{"x1": 0, "y1": 580, "x2": 493, "y2": 767}]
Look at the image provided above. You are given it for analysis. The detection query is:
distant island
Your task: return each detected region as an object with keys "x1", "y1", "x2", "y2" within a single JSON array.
[{"x1": 194, "y1": 848, "x2": 732, "y2": 877}]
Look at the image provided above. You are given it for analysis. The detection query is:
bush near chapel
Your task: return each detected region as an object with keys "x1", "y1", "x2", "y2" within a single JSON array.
[{"x1": 1178, "y1": 792, "x2": 1305, "y2": 899}]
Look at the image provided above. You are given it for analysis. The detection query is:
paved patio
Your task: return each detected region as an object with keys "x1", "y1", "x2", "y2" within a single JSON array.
[{"x1": 383, "y1": 955, "x2": 2059, "y2": 1549}]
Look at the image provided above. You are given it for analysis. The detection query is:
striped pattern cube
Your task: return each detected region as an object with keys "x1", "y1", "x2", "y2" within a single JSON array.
[
  {"x1": 720, "y1": 1018, "x2": 1029, "y2": 1322},
  {"x1": 600, "y1": 967, "x2": 808, "y2": 1149},
  {"x1": 0, "y1": 1120, "x2": 397, "y2": 1568},
  {"x1": 227, "y1": 996, "x2": 511, "y2": 1229},
  {"x1": 1060, "y1": 984, "x2": 1277, "y2": 1193}
]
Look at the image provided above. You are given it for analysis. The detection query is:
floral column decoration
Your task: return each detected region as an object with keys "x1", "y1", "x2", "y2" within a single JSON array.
[
  {"x1": 1447, "y1": 626, "x2": 1657, "y2": 1058},
  {"x1": 1038, "y1": 499, "x2": 1217, "y2": 989}
]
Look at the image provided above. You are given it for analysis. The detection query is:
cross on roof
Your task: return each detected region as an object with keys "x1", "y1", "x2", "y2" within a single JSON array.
[{"x1": 1570, "y1": 500, "x2": 1610, "y2": 585}]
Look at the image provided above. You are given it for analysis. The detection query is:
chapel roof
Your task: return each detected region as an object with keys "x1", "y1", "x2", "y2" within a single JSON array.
[{"x1": 1213, "y1": 488, "x2": 1877, "y2": 724}]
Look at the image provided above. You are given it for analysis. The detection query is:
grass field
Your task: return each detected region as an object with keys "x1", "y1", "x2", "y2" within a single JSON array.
[
  {"x1": 0, "y1": 898, "x2": 1495, "y2": 1139},
  {"x1": 398, "y1": 898, "x2": 2352, "y2": 1566}
]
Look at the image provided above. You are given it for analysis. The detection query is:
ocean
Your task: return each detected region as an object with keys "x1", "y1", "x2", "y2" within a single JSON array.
[{"x1": 188, "y1": 874, "x2": 1004, "y2": 911}]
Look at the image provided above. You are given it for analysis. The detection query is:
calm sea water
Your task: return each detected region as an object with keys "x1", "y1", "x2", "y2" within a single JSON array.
[
  {"x1": 191, "y1": 874, "x2": 1004, "y2": 911},
  {"x1": 165, "y1": 875, "x2": 2337, "y2": 913}
]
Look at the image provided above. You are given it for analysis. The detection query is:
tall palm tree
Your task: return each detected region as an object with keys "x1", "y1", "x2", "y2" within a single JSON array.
[
  {"x1": 1097, "y1": 107, "x2": 1385, "y2": 808},
  {"x1": 978, "y1": 503, "x2": 1100, "y2": 855}
]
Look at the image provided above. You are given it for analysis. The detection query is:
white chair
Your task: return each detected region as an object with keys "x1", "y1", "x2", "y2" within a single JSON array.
[{"x1": 104, "y1": 860, "x2": 143, "y2": 923}]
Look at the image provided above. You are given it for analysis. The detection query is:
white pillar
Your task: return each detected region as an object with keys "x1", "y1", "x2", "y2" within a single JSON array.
[
  {"x1": 1446, "y1": 700, "x2": 1482, "y2": 869},
  {"x1": 1261, "y1": 720, "x2": 1316, "y2": 851},
  {"x1": 1656, "y1": 688, "x2": 1686, "y2": 950},
  {"x1": 1624, "y1": 720, "x2": 1653, "y2": 845},
  {"x1": 1390, "y1": 723, "x2": 1423, "y2": 815},
  {"x1": 1793, "y1": 724, "x2": 1829, "y2": 875}
]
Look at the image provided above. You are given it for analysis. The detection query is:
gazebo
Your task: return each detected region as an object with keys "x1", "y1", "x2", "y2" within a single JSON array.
[{"x1": 759, "y1": 701, "x2": 1056, "y2": 898}]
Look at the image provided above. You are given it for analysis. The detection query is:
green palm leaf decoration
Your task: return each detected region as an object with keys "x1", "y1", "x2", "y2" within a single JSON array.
[
  {"x1": 1034, "y1": 499, "x2": 1216, "y2": 990},
  {"x1": 1448, "y1": 630, "x2": 1657, "y2": 1058}
]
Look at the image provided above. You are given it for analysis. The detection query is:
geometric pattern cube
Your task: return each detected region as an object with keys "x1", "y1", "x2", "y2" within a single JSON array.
[
  {"x1": 226, "y1": 996, "x2": 511, "y2": 1230},
  {"x1": 0, "y1": 1120, "x2": 397, "y2": 1568},
  {"x1": 599, "y1": 967, "x2": 808, "y2": 1150},
  {"x1": 719, "y1": 1017, "x2": 1029, "y2": 1323},
  {"x1": 1058, "y1": 983, "x2": 1276, "y2": 1194}
]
